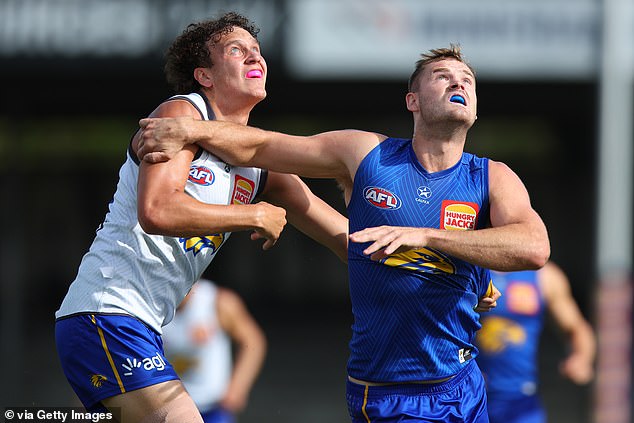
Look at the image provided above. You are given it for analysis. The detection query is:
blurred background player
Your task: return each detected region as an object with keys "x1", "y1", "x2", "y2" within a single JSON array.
[
  {"x1": 162, "y1": 279, "x2": 266, "y2": 423},
  {"x1": 476, "y1": 261, "x2": 596, "y2": 423}
]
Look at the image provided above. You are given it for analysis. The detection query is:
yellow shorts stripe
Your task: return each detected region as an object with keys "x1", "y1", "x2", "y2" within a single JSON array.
[
  {"x1": 91, "y1": 314, "x2": 126, "y2": 393},
  {"x1": 362, "y1": 384, "x2": 371, "y2": 423}
]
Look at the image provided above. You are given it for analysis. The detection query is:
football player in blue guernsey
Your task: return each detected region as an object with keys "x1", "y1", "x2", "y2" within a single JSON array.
[
  {"x1": 55, "y1": 12, "x2": 348, "y2": 423},
  {"x1": 137, "y1": 44, "x2": 550, "y2": 422},
  {"x1": 476, "y1": 262, "x2": 595, "y2": 423}
]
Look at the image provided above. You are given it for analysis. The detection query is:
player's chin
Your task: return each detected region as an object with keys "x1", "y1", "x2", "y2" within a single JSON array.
[{"x1": 255, "y1": 89, "x2": 267, "y2": 100}]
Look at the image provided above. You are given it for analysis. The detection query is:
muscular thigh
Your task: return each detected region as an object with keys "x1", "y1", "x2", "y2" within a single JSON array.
[{"x1": 102, "y1": 380, "x2": 203, "y2": 423}]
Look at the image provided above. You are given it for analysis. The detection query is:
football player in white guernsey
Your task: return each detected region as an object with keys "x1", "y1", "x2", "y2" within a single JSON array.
[
  {"x1": 162, "y1": 279, "x2": 267, "y2": 423},
  {"x1": 55, "y1": 12, "x2": 347, "y2": 423}
]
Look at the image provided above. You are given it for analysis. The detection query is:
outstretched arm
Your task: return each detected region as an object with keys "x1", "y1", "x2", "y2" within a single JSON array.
[
  {"x1": 349, "y1": 160, "x2": 550, "y2": 271},
  {"x1": 540, "y1": 262, "x2": 596, "y2": 384},
  {"x1": 138, "y1": 116, "x2": 383, "y2": 185}
]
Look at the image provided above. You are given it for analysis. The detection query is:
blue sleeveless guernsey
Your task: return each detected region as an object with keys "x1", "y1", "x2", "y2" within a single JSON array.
[
  {"x1": 476, "y1": 270, "x2": 545, "y2": 398},
  {"x1": 347, "y1": 138, "x2": 491, "y2": 382}
]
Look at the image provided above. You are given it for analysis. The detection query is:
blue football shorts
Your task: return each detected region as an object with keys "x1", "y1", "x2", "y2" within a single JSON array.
[
  {"x1": 346, "y1": 360, "x2": 489, "y2": 422},
  {"x1": 486, "y1": 393, "x2": 545, "y2": 423},
  {"x1": 55, "y1": 313, "x2": 179, "y2": 411},
  {"x1": 200, "y1": 406, "x2": 235, "y2": 423}
]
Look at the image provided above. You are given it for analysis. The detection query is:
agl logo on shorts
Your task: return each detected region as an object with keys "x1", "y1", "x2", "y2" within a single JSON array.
[
  {"x1": 364, "y1": 186, "x2": 401, "y2": 210},
  {"x1": 121, "y1": 352, "x2": 167, "y2": 376}
]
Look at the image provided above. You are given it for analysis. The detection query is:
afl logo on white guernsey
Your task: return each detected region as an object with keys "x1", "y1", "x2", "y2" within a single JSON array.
[
  {"x1": 188, "y1": 165, "x2": 215, "y2": 186},
  {"x1": 364, "y1": 186, "x2": 401, "y2": 210}
]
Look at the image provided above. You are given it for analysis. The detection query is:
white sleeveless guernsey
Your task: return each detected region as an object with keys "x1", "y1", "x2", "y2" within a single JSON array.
[
  {"x1": 56, "y1": 93, "x2": 265, "y2": 333},
  {"x1": 161, "y1": 280, "x2": 231, "y2": 411}
]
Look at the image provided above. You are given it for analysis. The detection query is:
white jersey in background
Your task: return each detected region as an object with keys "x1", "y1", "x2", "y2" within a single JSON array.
[
  {"x1": 56, "y1": 93, "x2": 266, "y2": 333},
  {"x1": 162, "y1": 280, "x2": 231, "y2": 411}
]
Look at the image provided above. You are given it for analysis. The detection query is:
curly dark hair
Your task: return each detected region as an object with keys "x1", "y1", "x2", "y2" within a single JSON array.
[
  {"x1": 164, "y1": 12, "x2": 260, "y2": 94},
  {"x1": 407, "y1": 44, "x2": 475, "y2": 92}
]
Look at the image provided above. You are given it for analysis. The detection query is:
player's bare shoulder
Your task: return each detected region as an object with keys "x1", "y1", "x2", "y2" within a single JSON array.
[
  {"x1": 151, "y1": 98, "x2": 202, "y2": 119},
  {"x1": 321, "y1": 129, "x2": 386, "y2": 164},
  {"x1": 487, "y1": 158, "x2": 529, "y2": 198},
  {"x1": 133, "y1": 99, "x2": 201, "y2": 155}
]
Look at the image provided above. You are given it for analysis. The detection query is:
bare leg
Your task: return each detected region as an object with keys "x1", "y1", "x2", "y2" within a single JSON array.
[{"x1": 101, "y1": 380, "x2": 203, "y2": 423}]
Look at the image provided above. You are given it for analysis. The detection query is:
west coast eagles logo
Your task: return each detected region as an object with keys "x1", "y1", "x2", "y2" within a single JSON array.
[
  {"x1": 382, "y1": 247, "x2": 456, "y2": 274},
  {"x1": 180, "y1": 233, "x2": 225, "y2": 256}
]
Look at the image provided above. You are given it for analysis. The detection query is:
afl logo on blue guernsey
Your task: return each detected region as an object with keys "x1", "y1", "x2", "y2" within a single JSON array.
[
  {"x1": 188, "y1": 165, "x2": 215, "y2": 186},
  {"x1": 364, "y1": 186, "x2": 401, "y2": 210}
]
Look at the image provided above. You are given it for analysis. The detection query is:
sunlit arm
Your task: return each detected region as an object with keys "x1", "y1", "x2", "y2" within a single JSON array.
[
  {"x1": 139, "y1": 116, "x2": 381, "y2": 182},
  {"x1": 137, "y1": 145, "x2": 286, "y2": 248}
]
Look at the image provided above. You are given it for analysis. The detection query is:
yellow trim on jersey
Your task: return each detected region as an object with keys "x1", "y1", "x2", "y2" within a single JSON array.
[{"x1": 91, "y1": 314, "x2": 126, "y2": 393}]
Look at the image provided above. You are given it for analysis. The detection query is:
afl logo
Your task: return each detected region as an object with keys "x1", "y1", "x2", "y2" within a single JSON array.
[
  {"x1": 364, "y1": 186, "x2": 401, "y2": 210},
  {"x1": 188, "y1": 165, "x2": 215, "y2": 186}
]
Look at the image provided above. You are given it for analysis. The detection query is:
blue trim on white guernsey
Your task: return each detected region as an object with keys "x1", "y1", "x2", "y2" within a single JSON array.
[{"x1": 346, "y1": 137, "x2": 491, "y2": 382}]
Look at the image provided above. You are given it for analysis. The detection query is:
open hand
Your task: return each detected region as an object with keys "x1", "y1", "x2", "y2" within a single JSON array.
[
  {"x1": 138, "y1": 117, "x2": 194, "y2": 163},
  {"x1": 349, "y1": 225, "x2": 427, "y2": 260}
]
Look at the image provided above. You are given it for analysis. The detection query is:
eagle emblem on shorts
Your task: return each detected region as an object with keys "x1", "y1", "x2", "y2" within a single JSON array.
[{"x1": 90, "y1": 374, "x2": 108, "y2": 388}]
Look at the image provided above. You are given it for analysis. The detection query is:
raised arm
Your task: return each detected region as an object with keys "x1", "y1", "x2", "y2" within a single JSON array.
[
  {"x1": 540, "y1": 262, "x2": 596, "y2": 384},
  {"x1": 349, "y1": 159, "x2": 550, "y2": 271}
]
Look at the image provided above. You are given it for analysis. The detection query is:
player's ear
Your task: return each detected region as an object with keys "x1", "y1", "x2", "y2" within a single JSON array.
[
  {"x1": 194, "y1": 67, "x2": 213, "y2": 88},
  {"x1": 406, "y1": 92, "x2": 419, "y2": 112}
]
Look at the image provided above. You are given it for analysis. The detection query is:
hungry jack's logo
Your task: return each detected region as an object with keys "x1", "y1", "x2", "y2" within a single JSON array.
[
  {"x1": 506, "y1": 282, "x2": 540, "y2": 315},
  {"x1": 441, "y1": 200, "x2": 479, "y2": 230},
  {"x1": 232, "y1": 175, "x2": 255, "y2": 204}
]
